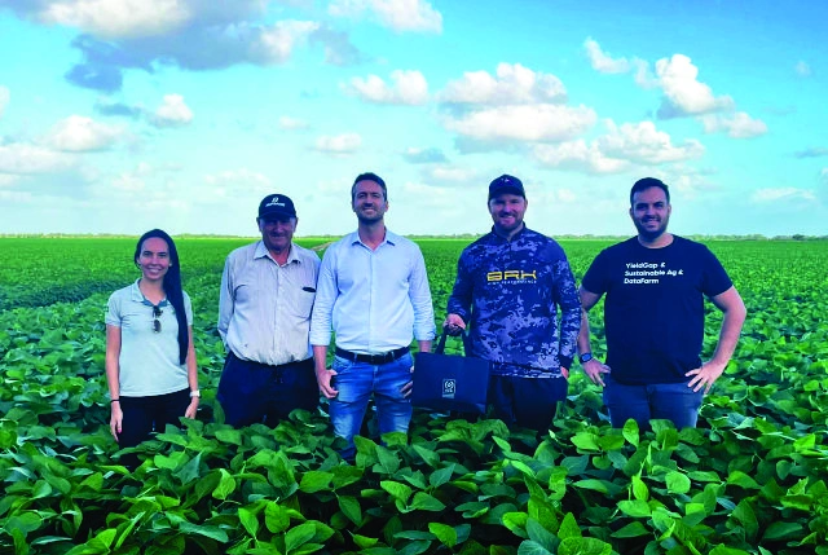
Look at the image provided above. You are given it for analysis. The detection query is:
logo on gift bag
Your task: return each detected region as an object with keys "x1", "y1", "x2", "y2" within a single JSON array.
[{"x1": 442, "y1": 378, "x2": 456, "y2": 399}]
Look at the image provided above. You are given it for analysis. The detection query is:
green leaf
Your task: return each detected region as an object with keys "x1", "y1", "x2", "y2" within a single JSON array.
[
  {"x1": 5, "y1": 512, "x2": 43, "y2": 535},
  {"x1": 526, "y1": 518, "x2": 559, "y2": 552},
  {"x1": 351, "y1": 534, "x2": 379, "y2": 549},
  {"x1": 428, "y1": 522, "x2": 457, "y2": 548},
  {"x1": 573, "y1": 479, "x2": 610, "y2": 494},
  {"x1": 622, "y1": 420, "x2": 640, "y2": 447},
  {"x1": 178, "y1": 522, "x2": 229, "y2": 542},
  {"x1": 665, "y1": 471, "x2": 691, "y2": 495},
  {"x1": 285, "y1": 522, "x2": 316, "y2": 554},
  {"x1": 380, "y1": 481, "x2": 412, "y2": 503},
  {"x1": 338, "y1": 495, "x2": 362, "y2": 526},
  {"x1": 238, "y1": 507, "x2": 259, "y2": 538},
  {"x1": 265, "y1": 502, "x2": 291, "y2": 533},
  {"x1": 517, "y1": 540, "x2": 553, "y2": 555},
  {"x1": 557, "y1": 513, "x2": 581, "y2": 540},
  {"x1": 618, "y1": 500, "x2": 651, "y2": 518},
  {"x1": 709, "y1": 546, "x2": 752, "y2": 555},
  {"x1": 632, "y1": 475, "x2": 649, "y2": 501},
  {"x1": 726, "y1": 471, "x2": 760, "y2": 490},
  {"x1": 429, "y1": 464, "x2": 455, "y2": 488},
  {"x1": 212, "y1": 468, "x2": 236, "y2": 500},
  {"x1": 731, "y1": 499, "x2": 758, "y2": 541},
  {"x1": 611, "y1": 522, "x2": 650, "y2": 538},
  {"x1": 409, "y1": 492, "x2": 446, "y2": 511},
  {"x1": 215, "y1": 428, "x2": 243, "y2": 445},
  {"x1": 502, "y1": 512, "x2": 529, "y2": 538},
  {"x1": 412, "y1": 445, "x2": 439, "y2": 467},
  {"x1": 571, "y1": 432, "x2": 599, "y2": 451},
  {"x1": 762, "y1": 521, "x2": 804, "y2": 541},
  {"x1": 558, "y1": 537, "x2": 612, "y2": 555},
  {"x1": 299, "y1": 471, "x2": 333, "y2": 494}
]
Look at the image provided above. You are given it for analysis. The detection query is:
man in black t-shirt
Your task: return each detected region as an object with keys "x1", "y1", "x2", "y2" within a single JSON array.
[{"x1": 577, "y1": 178, "x2": 746, "y2": 429}]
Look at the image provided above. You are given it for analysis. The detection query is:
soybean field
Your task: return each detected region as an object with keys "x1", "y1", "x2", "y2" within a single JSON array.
[{"x1": 1, "y1": 236, "x2": 827, "y2": 555}]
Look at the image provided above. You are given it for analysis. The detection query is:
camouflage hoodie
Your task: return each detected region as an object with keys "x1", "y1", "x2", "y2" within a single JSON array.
[{"x1": 447, "y1": 226, "x2": 581, "y2": 378}]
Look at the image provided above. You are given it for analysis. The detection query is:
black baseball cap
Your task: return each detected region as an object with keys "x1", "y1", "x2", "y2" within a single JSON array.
[
  {"x1": 258, "y1": 194, "x2": 297, "y2": 218},
  {"x1": 488, "y1": 174, "x2": 525, "y2": 200}
]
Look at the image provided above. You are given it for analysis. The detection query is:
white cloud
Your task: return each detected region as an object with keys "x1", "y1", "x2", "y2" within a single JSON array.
[
  {"x1": 700, "y1": 112, "x2": 768, "y2": 139},
  {"x1": 329, "y1": 0, "x2": 442, "y2": 33},
  {"x1": 584, "y1": 38, "x2": 630, "y2": 74},
  {"x1": 441, "y1": 63, "x2": 567, "y2": 106},
  {"x1": 751, "y1": 187, "x2": 817, "y2": 204},
  {"x1": 533, "y1": 120, "x2": 704, "y2": 174},
  {"x1": 598, "y1": 120, "x2": 705, "y2": 163},
  {"x1": 278, "y1": 116, "x2": 310, "y2": 130},
  {"x1": 202, "y1": 168, "x2": 272, "y2": 198},
  {"x1": 655, "y1": 54, "x2": 734, "y2": 118},
  {"x1": 40, "y1": 0, "x2": 191, "y2": 39},
  {"x1": 346, "y1": 70, "x2": 429, "y2": 105},
  {"x1": 151, "y1": 94, "x2": 193, "y2": 127},
  {"x1": 314, "y1": 133, "x2": 361, "y2": 154},
  {"x1": 255, "y1": 20, "x2": 321, "y2": 64},
  {"x1": 0, "y1": 143, "x2": 75, "y2": 174},
  {"x1": 0, "y1": 86, "x2": 9, "y2": 119},
  {"x1": 444, "y1": 104, "x2": 596, "y2": 144},
  {"x1": 48, "y1": 115, "x2": 124, "y2": 152},
  {"x1": 795, "y1": 61, "x2": 812, "y2": 78},
  {"x1": 423, "y1": 165, "x2": 478, "y2": 184},
  {"x1": 534, "y1": 140, "x2": 629, "y2": 174}
]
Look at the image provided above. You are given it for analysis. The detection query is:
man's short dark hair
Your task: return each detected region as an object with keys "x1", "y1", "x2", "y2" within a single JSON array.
[
  {"x1": 351, "y1": 172, "x2": 388, "y2": 201},
  {"x1": 630, "y1": 177, "x2": 670, "y2": 206}
]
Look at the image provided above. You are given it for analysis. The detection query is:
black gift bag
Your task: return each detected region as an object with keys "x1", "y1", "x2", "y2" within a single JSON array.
[{"x1": 412, "y1": 332, "x2": 490, "y2": 414}]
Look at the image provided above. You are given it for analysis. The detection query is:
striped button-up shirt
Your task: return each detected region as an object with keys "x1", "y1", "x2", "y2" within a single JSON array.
[
  {"x1": 310, "y1": 230, "x2": 435, "y2": 353},
  {"x1": 218, "y1": 241, "x2": 320, "y2": 366}
]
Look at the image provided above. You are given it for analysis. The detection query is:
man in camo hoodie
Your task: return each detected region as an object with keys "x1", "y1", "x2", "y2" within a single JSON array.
[{"x1": 445, "y1": 175, "x2": 581, "y2": 431}]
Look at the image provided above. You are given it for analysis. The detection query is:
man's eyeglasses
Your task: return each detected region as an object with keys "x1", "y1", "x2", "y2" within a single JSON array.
[{"x1": 152, "y1": 306, "x2": 163, "y2": 333}]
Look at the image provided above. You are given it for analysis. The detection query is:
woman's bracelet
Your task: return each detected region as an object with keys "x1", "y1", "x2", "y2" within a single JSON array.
[{"x1": 110, "y1": 399, "x2": 120, "y2": 403}]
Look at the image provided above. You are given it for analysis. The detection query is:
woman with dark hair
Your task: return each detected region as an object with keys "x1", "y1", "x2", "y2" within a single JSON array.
[{"x1": 105, "y1": 229, "x2": 200, "y2": 467}]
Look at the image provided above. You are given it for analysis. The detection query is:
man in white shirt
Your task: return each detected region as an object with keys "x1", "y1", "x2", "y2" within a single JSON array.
[
  {"x1": 311, "y1": 172, "x2": 435, "y2": 460},
  {"x1": 217, "y1": 194, "x2": 321, "y2": 427}
]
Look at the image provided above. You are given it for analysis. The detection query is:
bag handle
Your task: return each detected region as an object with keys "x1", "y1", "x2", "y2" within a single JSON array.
[{"x1": 434, "y1": 331, "x2": 469, "y2": 355}]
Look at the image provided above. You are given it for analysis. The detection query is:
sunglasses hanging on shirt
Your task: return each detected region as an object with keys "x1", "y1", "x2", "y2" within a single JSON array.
[{"x1": 152, "y1": 305, "x2": 163, "y2": 333}]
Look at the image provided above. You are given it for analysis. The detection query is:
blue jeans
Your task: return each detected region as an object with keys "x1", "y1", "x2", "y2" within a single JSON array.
[
  {"x1": 330, "y1": 352, "x2": 413, "y2": 460},
  {"x1": 603, "y1": 375, "x2": 704, "y2": 430}
]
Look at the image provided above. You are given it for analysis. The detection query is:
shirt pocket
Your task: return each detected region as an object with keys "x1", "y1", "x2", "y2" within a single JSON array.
[{"x1": 293, "y1": 288, "x2": 315, "y2": 319}]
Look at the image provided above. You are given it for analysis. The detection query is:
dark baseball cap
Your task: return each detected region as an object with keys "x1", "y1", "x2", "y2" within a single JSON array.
[
  {"x1": 488, "y1": 174, "x2": 525, "y2": 200},
  {"x1": 258, "y1": 194, "x2": 297, "y2": 218}
]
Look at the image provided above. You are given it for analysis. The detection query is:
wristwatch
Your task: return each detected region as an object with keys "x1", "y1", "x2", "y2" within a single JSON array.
[
  {"x1": 189, "y1": 389, "x2": 201, "y2": 398},
  {"x1": 579, "y1": 353, "x2": 593, "y2": 364}
]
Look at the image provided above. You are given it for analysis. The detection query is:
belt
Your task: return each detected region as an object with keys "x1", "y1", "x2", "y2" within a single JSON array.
[{"x1": 334, "y1": 346, "x2": 410, "y2": 365}]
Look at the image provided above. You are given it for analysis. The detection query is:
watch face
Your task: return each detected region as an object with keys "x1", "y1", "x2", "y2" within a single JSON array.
[{"x1": 580, "y1": 353, "x2": 593, "y2": 364}]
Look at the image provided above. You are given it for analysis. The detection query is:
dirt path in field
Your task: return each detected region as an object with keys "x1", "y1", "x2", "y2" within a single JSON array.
[{"x1": 312, "y1": 242, "x2": 333, "y2": 251}]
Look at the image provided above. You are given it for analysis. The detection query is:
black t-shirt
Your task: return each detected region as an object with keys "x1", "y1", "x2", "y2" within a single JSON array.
[{"x1": 581, "y1": 236, "x2": 732, "y2": 385}]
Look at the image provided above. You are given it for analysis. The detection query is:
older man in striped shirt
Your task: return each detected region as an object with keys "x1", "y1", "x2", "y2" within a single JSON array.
[{"x1": 217, "y1": 194, "x2": 321, "y2": 427}]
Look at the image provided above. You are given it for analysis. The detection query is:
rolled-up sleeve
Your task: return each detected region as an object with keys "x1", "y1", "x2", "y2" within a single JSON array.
[
  {"x1": 409, "y1": 246, "x2": 436, "y2": 342},
  {"x1": 310, "y1": 247, "x2": 337, "y2": 347}
]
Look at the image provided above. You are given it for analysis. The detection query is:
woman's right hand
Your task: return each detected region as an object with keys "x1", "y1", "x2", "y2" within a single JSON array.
[{"x1": 110, "y1": 403, "x2": 123, "y2": 442}]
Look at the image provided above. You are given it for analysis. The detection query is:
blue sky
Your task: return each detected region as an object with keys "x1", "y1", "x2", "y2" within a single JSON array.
[{"x1": 0, "y1": 0, "x2": 825, "y2": 237}]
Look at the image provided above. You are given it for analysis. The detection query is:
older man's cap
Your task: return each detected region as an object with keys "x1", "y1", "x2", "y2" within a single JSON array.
[
  {"x1": 258, "y1": 194, "x2": 297, "y2": 218},
  {"x1": 488, "y1": 174, "x2": 525, "y2": 200}
]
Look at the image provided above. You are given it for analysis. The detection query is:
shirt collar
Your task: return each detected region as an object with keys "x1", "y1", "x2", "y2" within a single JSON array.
[
  {"x1": 254, "y1": 240, "x2": 300, "y2": 265},
  {"x1": 130, "y1": 279, "x2": 168, "y2": 307},
  {"x1": 488, "y1": 223, "x2": 529, "y2": 243},
  {"x1": 349, "y1": 228, "x2": 398, "y2": 248}
]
